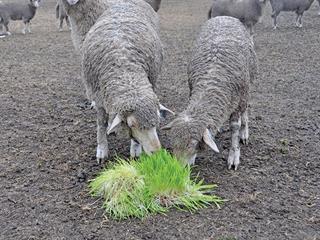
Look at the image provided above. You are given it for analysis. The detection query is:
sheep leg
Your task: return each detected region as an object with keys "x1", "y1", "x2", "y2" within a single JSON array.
[
  {"x1": 228, "y1": 116, "x2": 241, "y2": 170},
  {"x1": 130, "y1": 139, "x2": 142, "y2": 157},
  {"x1": 298, "y1": 14, "x2": 303, "y2": 28},
  {"x1": 271, "y1": 11, "x2": 279, "y2": 29},
  {"x1": 26, "y1": 22, "x2": 31, "y2": 33},
  {"x1": 22, "y1": 22, "x2": 27, "y2": 34},
  {"x1": 248, "y1": 24, "x2": 254, "y2": 36},
  {"x1": 295, "y1": 14, "x2": 300, "y2": 27},
  {"x1": 240, "y1": 110, "x2": 249, "y2": 145},
  {"x1": 96, "y1": 107, "x2": 109, "y2": 164},
  {"x1": 4, "y1": 22, "x2": 10, "y2": 35},
  {"x1": 66, "y1": 16, "x2": 71, "y2": 30},
  {"x1": 0, "y1": 24, "x2": 5, "y2": 38},
  {"x1": 59, "y1": 18, "x2": 63, "y2": 31}
]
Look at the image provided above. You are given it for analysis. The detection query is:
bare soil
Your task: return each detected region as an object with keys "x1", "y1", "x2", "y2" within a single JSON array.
[{"x1": 0, "y1": 0, "x2": 319, "y2": 239}]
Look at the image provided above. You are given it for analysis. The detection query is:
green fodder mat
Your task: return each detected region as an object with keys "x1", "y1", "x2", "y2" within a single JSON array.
[{"x1": 89, "y1": 149, "x2": 224, "y2": 220}]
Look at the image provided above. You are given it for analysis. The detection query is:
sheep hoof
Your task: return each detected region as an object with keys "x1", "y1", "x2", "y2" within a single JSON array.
[
  {"x1": 240, "y1": 130, "x2": 249, "y2": 145},
  {"x1": 227, "y1": 147, "x2": 240, "y2": 170},
  {"x1": 96, "y1": 144, "x2": 108, "y2": 163},
  {"x1": 6, "y1": 31, "x2": 11, "y2": 36},
  {"x1": 240, "y1": 138, "x2": 248, "y2": 145},
  {"x1": 59, "y1": 28, "x2": 63, "y2": 32},
  {"x1": 90, "y1": 101, "x2": 96, "y2": 110},
  {"x1": 273, "y1": 26, "x2": 277, "y2": 30}
]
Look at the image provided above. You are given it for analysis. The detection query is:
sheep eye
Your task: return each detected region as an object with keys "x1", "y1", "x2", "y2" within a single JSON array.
[{"x1": 189, "y1": 139, "x2": 199, "y2": 149}]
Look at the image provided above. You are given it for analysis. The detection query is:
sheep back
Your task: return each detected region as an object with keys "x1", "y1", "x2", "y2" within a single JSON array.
[
  {"x1": 187, "y1": 16, "x2": 257, "y2": 133},
  {"x1": 82, "y1": 0, "x2": 163, "y2": 127}
]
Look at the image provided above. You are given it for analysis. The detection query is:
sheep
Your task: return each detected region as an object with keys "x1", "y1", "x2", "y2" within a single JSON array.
[
  {"x1": 163, "y1": 16, "x2": 258, "y2": 170},
  {"x1": 81, "y1": 0, "x2": 173, "y2": 162},
  {"x1": 60, "y1": 0, "x2": 162, "y2": 52},
  {"x1": 208, "y1": 0, "x2": 267, "y2": 35},
  {"x1": 0, "y1": 0, "x2": 41, "y2": 36},
  {"x1": 55, "y1": 0, "x2": 70, "y2": 31},
  {"x1": 270, "y1": 0, "x2": 315, "y2": 29},
  {"x1": 317, "y1": 0, "x2": 320, "y2": 15}
]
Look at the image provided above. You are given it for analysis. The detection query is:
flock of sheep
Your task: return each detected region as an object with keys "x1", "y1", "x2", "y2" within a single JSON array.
[
  {"x1": 1, "y1": 0, "x2": 320, "y2": 37},
  {"x1": 1, "y1": 0, "x2": 319, "y2": 170}
]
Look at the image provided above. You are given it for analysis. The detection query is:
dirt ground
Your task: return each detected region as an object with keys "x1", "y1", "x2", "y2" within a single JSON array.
[{"x1": 0, "y1": 0, "x2": 319, "y2": 239}]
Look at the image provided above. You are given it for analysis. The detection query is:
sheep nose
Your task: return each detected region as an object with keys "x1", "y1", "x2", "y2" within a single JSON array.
[
  {"x1": 152, "y1": 140, "x2": 161, "y2": 151},
  {"x1": 143, "y1": 141, "x2": 161, "y2": 155}
]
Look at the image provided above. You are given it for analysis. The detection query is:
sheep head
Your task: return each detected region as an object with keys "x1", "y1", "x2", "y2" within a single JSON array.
[
  {"x1": 162, "y1": 115, "x2": 219, "y2": 165},
  {"x1": 107, "y1": 103, "x2": 174, "y2": 156}
]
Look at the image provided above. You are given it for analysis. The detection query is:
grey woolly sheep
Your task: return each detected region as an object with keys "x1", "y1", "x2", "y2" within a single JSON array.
[
  {"x1": 56, "y1": 0, "x2": 70, "y2": 31},
  {"x1": 208, "y1": 0, "x2": 267, "y2": 35},
  {"x1": 81, "y1": 0, "x2": 173, "y2": 162},
  {"x1": 0, "y1": 0, "x2": 41, "y2": 36},
  {"x1": 270, "y1": 0, "x2": 315, "y2": 28},
  {"x1": 163, "y1": 16, "x2": 258, "y2": 170},
  {"x1": 61, "y1": 0, "x2": 162, "y2": 52}
]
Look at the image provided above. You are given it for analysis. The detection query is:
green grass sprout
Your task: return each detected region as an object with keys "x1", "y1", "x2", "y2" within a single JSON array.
[
  {"x1": 89, "y1": 149, "x2": 223, "y2": 219},
  {"x1": 89, "y1": 160, "x2": 150, "y2": 219}
]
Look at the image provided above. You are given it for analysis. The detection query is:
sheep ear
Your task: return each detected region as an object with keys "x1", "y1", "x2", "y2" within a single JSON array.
[
  {"x1": 203, "y1": 128, "x2": 219, "y2": 153},
  {"x1": 107, "y1": 114, "x2": 122, "y2": 135},
  {"x1": 161, "y1": 121, "x2": 174, "y2": 130},
  {"x1": 127, "y1": 115, "x2": 139, "y2": 128},
  {"x1": 159, "y1": 104, "x2": 175, "y2": 119}
]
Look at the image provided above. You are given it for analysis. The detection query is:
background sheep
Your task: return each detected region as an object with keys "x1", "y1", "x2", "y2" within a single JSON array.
[
  {"x1": 208, "y1": 0, "x2": 267, "y2": 35},
  {"x1": 270, "y1": 0, "x2": 315, "y2": 28},
  {"x1": 61, "y1": 0, "x2": 162, "y2": 52},
  {"x1": 81, "y1": 0, "x2": 172, "y2": 162},
  {"x1": 0, "y1": 0, "x2": 41, "y2": 36},
  {"x1": 163, "y1": 16, "x2": 258, "y2": 170},
  {"x1": 55, "y1": 0, "x2": 70, "y2": 31}
]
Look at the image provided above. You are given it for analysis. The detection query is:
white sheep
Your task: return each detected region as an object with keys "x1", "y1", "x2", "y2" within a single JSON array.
[
  {"x1": 80, "y1": 0, "x2": 172, "y2": 162},
  {"x1": 163, "y1": 16, "x2": 258, "y2": 170}
]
